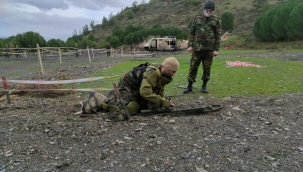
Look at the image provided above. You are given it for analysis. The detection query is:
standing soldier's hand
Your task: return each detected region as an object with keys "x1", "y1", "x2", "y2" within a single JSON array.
[
  {"x1": 213, "y1": 51, "x2": 218, "y2": 56},
  {"x1": 188, "y1": 46, "x2": 193, "y2": 53}
]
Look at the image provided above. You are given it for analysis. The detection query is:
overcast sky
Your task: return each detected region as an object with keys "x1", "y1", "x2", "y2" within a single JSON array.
[{"x1": 1, "y1": 0, "x2": 150, "y2": 41}]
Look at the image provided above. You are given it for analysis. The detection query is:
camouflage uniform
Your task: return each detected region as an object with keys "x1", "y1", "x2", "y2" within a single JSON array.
[
  {"x1": 187, "y1": 11, "x2": 221, "y2": 82},
  {"x1": 82, "y1": 63, "x2": 174, "y2": 118},
  {"x1": 127, "y1": 64, "x2": 172, "y2": 115}
]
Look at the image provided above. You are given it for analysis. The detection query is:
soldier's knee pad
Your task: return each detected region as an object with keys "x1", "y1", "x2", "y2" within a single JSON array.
[{"x1": 127, "y1": 101, "x2": 140, "y2": 116}]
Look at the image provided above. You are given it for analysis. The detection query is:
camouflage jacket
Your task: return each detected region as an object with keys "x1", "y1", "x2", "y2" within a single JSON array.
[
  {"x1": 139, "y1": 64, "x2": 172, "y2": 109},
  {"x1": 118, "y1": 62, "x2": 150, "y2": 95},
  {"x1": 188, "y1": 12, "x2": 221, "y2": 51}
]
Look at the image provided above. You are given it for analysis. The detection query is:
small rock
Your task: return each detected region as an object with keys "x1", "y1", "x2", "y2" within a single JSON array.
[
  {"x1": 265, "y1": 156, "x2": 276, "y2": 161},
  {"x1": 258, "y1": 117, "x2": 265, "y2": 121},
  {"x1": 297, "y1": 147, "x2": 303, "y2": 152},
  {"x1": 196, "y1": 167, "x2": 208, "y2": 172},
  {"x1": 169, "y1": 119, "x2": 175, "y2": 124},
  {"x1": 232, "y1": 106, "x2": 242, "y2": 111},
  {"x1": 124, "y1": 136, "x2": 133, "y2": 140}
]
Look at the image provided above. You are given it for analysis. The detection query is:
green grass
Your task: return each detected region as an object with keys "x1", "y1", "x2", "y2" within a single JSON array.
[{"x1": 66, "y1": 52, "x2": 303, "y2": 98}]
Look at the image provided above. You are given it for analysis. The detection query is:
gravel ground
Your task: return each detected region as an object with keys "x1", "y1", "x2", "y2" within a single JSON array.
[{"x1": 0, "y1": 51, "x2": 303, "y2": 172}]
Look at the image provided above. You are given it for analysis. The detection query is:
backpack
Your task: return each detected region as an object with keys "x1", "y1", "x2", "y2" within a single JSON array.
[{"x1": 121, "y1": 62, "x2": 150, "y2": 92}]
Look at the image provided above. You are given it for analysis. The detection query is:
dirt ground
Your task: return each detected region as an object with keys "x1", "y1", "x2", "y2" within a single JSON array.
[{"x1": 0, "y1": 52, "x2": 303, "y2": 172}]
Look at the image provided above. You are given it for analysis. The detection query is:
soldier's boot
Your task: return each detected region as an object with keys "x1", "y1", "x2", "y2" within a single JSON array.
[
  {"x1": 183, "y1": 81, "x2": 193, "y2": 94},
  {"x1": 201, "y1": 80, "x2": 208, "y2": 93}
]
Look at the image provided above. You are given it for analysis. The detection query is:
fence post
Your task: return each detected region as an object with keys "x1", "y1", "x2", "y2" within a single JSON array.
[
  {"x1": 36, "y1": 44, "x2": 45, "y2": 75},
  {"x1": 2, "y1": 76, "x2": 11, "y2": 104},
  {"x1": 92, "y1": 48, "x2": 94, "y2": 59},
  {"x1": 87, "y1": 47, "x2": 91, "y2": 63},
  {"x1": 121, "y1": 47, "x2": 123, "y2": 56},
  {"x1": 59, "y1": 48, "x2": 62, "y2": 63}
]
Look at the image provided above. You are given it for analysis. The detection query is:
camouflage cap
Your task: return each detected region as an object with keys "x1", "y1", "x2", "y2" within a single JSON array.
[
  {"x1": 162, "y1": 57, "x2": 179, "y2": 72},
  {"x1": 204, "y1": 0, "x2": 215, "y2": 10}
]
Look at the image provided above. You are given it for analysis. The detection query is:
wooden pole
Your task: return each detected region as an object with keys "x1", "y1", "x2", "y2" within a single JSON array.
[
  {"x1": 59, "y1": 48, "x2": 62, "y2": 63},
  {"x1": 87, "y1": 47, "x2": 91, "y2": 63},
  {"x1": 36, "y1": 44, "x2": 44, "y2": 75},
  {"x1": 121, "y1": 47, "x2": 123, "y2": 56},
  {"x1": 2, "y1": 76, "x2": 11, "y2": 104},
  {"x1": 24, "y1": 51, "x2": 27, "y2": 57},
  {"x1": 92, "y1": 48, "x2": 94, "y2": 59}
]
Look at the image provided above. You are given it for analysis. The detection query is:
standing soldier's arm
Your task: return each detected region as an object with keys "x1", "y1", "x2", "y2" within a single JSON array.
[
  {"x1": 214, "y1": 18, "x2": 222, "y2": 52},
  {"x1": 188, "y1": 16, "x2": 197, "y2": 49}
]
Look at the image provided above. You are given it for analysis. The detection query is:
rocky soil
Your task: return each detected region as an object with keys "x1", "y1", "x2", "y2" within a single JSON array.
[{"x1": 0, "y1": 52, "x2": 303, "y2": 172}]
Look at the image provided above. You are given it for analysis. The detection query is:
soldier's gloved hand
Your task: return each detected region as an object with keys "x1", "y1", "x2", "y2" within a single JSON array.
[{"x1": 161, "y1": 98, "x2": 170, "y2": 109}]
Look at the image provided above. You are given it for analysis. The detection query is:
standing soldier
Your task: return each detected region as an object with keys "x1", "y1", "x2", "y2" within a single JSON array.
[
  {"x1": 5, "y1": 44, "x2": 9, "y2": 58},
  {"x1": 15, "y1": 45, "x2": 21, "y2": 58},
  {"x1": 75, "y1": 44, "x2": 79, "y2": 57},
  {"x1": 106, "y1": 42, "x2": 111, "y2": 57},
  {"x1": 184, "y1": 0, "x2": 221, "y2": 94}
]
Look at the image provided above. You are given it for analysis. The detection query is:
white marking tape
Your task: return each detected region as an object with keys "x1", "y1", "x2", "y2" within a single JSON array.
[
  {"x1": 0, "y1": 76, "x2": 118, "y2": 85},
  {"x1": 0, "y1": 88, "x2": 112, "y2": 92}
]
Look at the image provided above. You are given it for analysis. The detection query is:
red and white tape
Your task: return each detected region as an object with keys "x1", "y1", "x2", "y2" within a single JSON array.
[
  {"x1": 0, "y1": 88, "x2": 112, "y2": 92},
  {"x1": 0, "y1": 76, "x2": 118, "y2": 85}
]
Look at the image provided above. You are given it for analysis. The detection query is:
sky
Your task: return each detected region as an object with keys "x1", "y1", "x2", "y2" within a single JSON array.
[{"x1": 0, "y1": 0, "x2": 150, "y2": 41}]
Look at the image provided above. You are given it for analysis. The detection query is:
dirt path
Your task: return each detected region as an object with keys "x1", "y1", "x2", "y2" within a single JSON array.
[{"x1": 0, "y1": 52, "x2": 303, "y2": 172}]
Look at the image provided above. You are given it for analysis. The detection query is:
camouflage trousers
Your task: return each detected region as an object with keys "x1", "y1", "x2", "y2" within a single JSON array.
[
  {"x1": 187, "y1": 50, "x2": 213, "y2": 82},
  {"x1": 81, "y1": 77, "x2": 138, "y2": 113}
]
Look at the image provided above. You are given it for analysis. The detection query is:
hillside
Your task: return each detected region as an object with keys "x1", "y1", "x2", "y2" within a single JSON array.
[{"x1": 92, "y1": 0, "x2": 284, "y2": 40}]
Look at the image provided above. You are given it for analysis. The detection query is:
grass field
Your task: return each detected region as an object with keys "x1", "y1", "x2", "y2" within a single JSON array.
[{"x1": 73, "y1": 51, "x2": 303, "y2": 98}]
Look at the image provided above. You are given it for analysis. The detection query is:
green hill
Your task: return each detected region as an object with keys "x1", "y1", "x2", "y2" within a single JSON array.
[{"x1": 91, "y1": 0, "x2": 285, "y2": 40}]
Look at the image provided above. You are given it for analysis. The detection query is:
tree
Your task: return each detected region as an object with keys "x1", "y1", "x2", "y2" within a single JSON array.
[
  {"x1": 132, "y1": 1, "x2": 140, "y2": 13},
  {"x1": 112, "y1": 26, "x2": 124, "y2": 38},
  {"x1": 72, "y1": 29, "x2": 77, "y2": 36},
  {"x1": 259, "y1": 7, "x2": 277, "y2": 41},
  {"x1": 102, "y1": 16, "x2": 108, "y2": 26},
  {"x1": 109, "y1": 36, "x2": 121, "y2": 48},
  {"x1": 88, "y1": 34, "x2": 96, "y2": 42},
  {"x1": 253, "y1": 16, "x2": 263, "y2": 40},
  {"x1": 90, "y1": 20, "x2": 95, "y2": 30},
  {"x1": 286, "y1": 2, "x2": 303, "y2": 39},
  {"x1": 271, "y1": 4, "x2": 291, "y2": 40},
  {"x1": 46, "y1": 39, "x2": 65, "y2": 47},
  {"x1": 127, "y1": 10, "x2": 135, "y2": 19},
  {"x1": 221, "y1": 11, "x2": 234, "y2": 31},
  {"x1": 82, "y1": 24, "x2": 90, "y2": 35},
  {"x1": 108, "y1": 12, "x2": 114, "y2": 20},
  {"x1": 14, "y1": 31, "x2": 46, "y2": 48}
]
